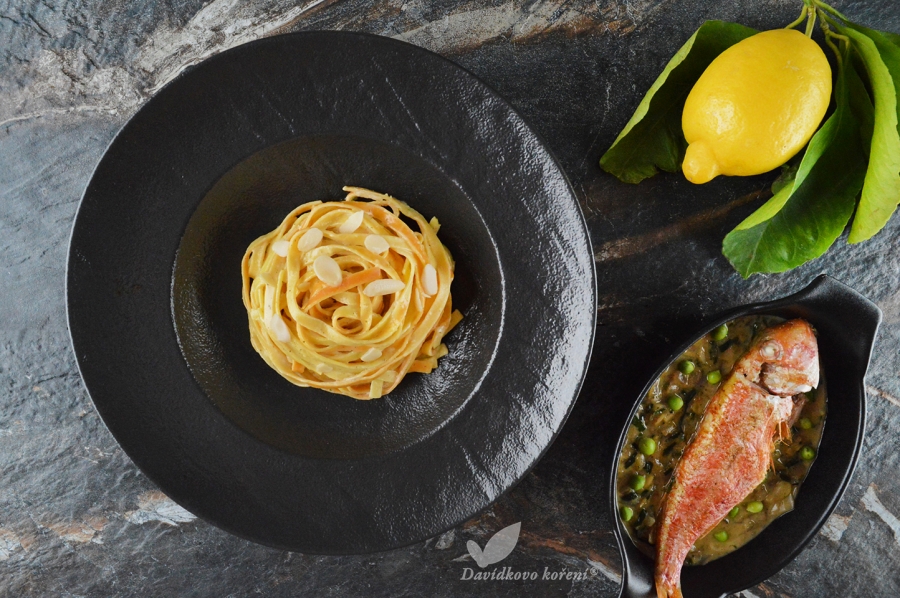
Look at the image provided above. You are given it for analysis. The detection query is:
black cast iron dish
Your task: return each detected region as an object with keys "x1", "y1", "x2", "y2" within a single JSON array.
[
  {"x1": 67, "y1": 31, "x2": 596, "y2": 553},
  {"x1": 610, "y1": 275, "x2": 881, "y2": 598}
]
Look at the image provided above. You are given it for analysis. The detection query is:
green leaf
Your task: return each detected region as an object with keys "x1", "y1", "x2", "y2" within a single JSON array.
[
  {"x1": 850, "y1": 27, "x2": 900, "y2": 140},
  {"x1": 771, "y1": 161, "x2": 800, "y2": 196},
  {"x1": 846, "y1": 49, "x2": 876, "y2": 154},
  {"x1": 839, "y1": 26, "x2": 900, "y2": 243},
  {"x1": 599, "y1": 21, "x2": 757, "y2": 184},
  {"x1": 735, "y1": 181, "x2": 795, "y2": 234},
  {"x1": 879, "y1": 30, "x2": 900, "y2": 49},
  {"x1": 722, "y1": 50, "x2": 868, "y2": 277}
]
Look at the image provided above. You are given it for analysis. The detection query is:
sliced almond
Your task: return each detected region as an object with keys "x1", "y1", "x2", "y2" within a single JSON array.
[
  {"x1": 338, "y1": 210, "x2": 365, "y2": 234},
  {"x1": 423, "y1": 264, "x2": 438, "y2": 296},
  {"x1": 297, "y1": 228, "x2": 324, "y2": 252},
  {"x1": 363, "y1": 279, "x2": 406, "y2": 297},
  {"x1": 268, "y1": 313, "x2": 291, "y2": 342},
  {"x1": 313, "y1": 255, "x2": 342, "y2": 287},
  {"x1": 364, "y1": 234, "x2": 390, "y2": 254},
  {"x1": 271, "y1": 240, "x2": 290, "y2": 257},
  {"x1": 360, "y1": 347, "x2": 382, "y2": 362}
]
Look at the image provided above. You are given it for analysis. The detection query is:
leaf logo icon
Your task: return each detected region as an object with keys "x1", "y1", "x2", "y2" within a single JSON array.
[{"x1": 466, "y1": 522, "x2": 521, "y2": 568}]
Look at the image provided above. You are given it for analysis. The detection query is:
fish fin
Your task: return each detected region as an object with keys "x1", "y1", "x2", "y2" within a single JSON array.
[{"x1": 778, "y1": 421, "x2": 791, "y2": 444}]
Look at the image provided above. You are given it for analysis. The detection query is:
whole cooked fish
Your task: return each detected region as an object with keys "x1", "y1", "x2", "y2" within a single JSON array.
[{"x1": 654, "y1": 319, "x2": 819, "y2": 598}]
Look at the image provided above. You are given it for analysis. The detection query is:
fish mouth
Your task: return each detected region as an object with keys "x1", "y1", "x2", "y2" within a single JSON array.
[
  {"x1": 759, "y1": 362, "x2": 818, "y2": 396},
  {"x1": 740, "y1": 369, "x2": 808, "y2": 399}
]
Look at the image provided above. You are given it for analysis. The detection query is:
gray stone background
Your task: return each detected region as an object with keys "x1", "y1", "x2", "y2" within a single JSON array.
[{"x1": 2, "y1": 0, "x2": 899, "y2": 596}]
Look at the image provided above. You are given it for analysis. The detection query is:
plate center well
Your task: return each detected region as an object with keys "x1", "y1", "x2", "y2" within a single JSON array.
[{"x1": 172, "y1": 135, "x2": 504, "y2": 459}]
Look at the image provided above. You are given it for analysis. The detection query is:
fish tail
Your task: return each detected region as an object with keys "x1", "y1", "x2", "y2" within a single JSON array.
[
  {"x1": 655, "y1": 583, "x2": 683, "y2": 598},
  {"x1": 655, "y1": 561, "x2": 684, "y2": 598}
]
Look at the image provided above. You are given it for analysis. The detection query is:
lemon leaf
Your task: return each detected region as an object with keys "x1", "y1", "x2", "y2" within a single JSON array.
[
  {"x1": 599, "y1": 21, "x2": 757, "y2": 184},
  {"x1": 723, "y1": 51, "x2": 868, "y2": 277},
  {"x1": 847, "y1": 50, "x2": 876, "y2": 154},
  {"x1": 770, "y1": 161, "x2": 800, "y2": 196},
  {"x1": 733, "y1": 182, "x2": 795, "y2": 233},
  {"x1": 839, "y1": 26, "x2": 900, "y2": 243},
  {"x1": 877, "y1": 30, "x2": 900, "y2": 52}
]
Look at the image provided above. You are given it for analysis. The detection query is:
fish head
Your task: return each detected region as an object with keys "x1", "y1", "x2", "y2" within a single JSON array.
[{"x1": 758, "y1": 319, "x2": 820, "y2": 397}]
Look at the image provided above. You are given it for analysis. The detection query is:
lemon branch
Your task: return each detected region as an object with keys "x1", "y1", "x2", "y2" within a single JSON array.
[
  {"x1": 821, "y1": 24, "x2": 846, "y2": 67},
  {"x1": 814, "y1": 8, "x2": 851, "y2": 65},
  {"x1": 785, "y1": 1, "x2": 819, "y2": 38},
  {"x1": 805, "y1": 8, "x2": 818, "y2": 37},
  {"x1": 785, "y1": 5, "x2": 811, "y2": 31},
  {"x1": 788, "y1": 1, "x2": 860, "y2": 44},
  {"x1": 811, "y1": 0, "x2": 852, "y2": 25},
  {"x1": 786, "y1": 1, "x2": 855, "y2": 65}
]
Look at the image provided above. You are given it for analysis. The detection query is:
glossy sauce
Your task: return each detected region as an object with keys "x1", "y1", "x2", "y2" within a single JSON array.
[{"x1": 617, "y1": 315, "x2": 826, "y2": 564}]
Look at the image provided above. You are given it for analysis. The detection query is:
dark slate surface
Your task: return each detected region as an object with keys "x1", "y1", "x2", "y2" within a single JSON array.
[{"x1": 2, "y1": 0, "x2": 899, "y2": 596}]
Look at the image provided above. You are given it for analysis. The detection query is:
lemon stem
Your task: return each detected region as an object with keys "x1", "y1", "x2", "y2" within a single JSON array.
[
  {"x1": 822, "y1": 28, "x2": 843, "y2": 68},
  {"x1": 813, "y1": 0, "x2": 852, "y2": 25},
  {"x1": 804, "y1": 8, "x2": 817, "y2": 37},
  {"x1": 817, "y1": 10, "x2": 837, "y2": 27},
  {"x1": 818, "y1": 11, "x2": 850, "y2": 40},
  {"x1": 785, "y1": 5, "x2": 810, "y2": 31},
  {"x1": 817, "y1": 13, "x2": 848, "y2": 67}
]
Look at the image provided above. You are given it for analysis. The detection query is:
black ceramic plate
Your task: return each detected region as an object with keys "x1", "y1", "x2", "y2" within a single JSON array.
[
  {"x1": 67, "y1": 31, "x2": 596, "y2": 553},
  {"x1": 611, "y1": 275, "x2": 881, "y2": 598}
]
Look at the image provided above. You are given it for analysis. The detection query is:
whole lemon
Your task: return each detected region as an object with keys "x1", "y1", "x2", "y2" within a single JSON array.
[{"x1": 681, "y1": 29, "x2": 832, "y2": 184}]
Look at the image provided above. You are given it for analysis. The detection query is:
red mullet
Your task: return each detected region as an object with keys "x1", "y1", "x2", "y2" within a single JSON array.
[{"x1": 654, "y1": 319, "x2": 819, "y2": 598}]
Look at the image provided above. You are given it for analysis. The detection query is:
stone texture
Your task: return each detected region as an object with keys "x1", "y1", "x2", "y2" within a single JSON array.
[{"x1": 2, "y1": 0, "x2": 899, "y2": 596}]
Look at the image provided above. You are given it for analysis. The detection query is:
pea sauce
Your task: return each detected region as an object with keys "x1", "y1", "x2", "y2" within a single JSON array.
[{"x1": 616, "y1": 316, "x2": 826, "y2": 565}]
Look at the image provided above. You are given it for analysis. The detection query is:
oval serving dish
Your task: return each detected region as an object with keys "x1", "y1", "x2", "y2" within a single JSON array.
[{"x1": 610, "y1": 275, "x2": 881, "y2": 598}]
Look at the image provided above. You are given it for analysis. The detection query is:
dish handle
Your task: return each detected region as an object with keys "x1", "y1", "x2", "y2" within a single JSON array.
[{"x1": 616, "y1": 536, "x2": 659, "y2": 598}]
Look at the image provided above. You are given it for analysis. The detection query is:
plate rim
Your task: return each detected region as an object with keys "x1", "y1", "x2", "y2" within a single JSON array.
[{"x1": 66, "y1": 29, "x2": 598, "y2": 554}]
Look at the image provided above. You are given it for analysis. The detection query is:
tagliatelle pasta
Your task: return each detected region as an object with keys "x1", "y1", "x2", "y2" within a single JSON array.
[{"x1": 241, "y1": 186, "x2": 462, "y2": 400}]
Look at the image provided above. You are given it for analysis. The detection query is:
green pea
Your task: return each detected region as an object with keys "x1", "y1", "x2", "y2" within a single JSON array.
[
  {"x1": 621, "y1": 506, "x2": 634, "y2": 522},
  {"x1": 630, "y1": 475, "x2": 646, "y2": 491},
  {"x1": 678, "y1": 360, "x2": 696, "y2": 375},
  {"x1": 728, "y1": 506, "x2": 740, "y2": 519},
  {"x1": 746, "y1": 501, "x2": 764, "y2": 514},
  {"x1": 706, "y1": 370, "x2": 722, "y2": 384},
  {"x1": 667, "y1": 395, "x2": 684, "y2": 411},
  {"x1": 713, "y1": 530, "x2": 729, "y2": 542},
  {"x1": 712, "y1": 324, "x2": 728, "y2": 341},
  {"x1": 799, "y1": 417, "x2": 813, "y2": 430},
  {"x1": 638, "y1": 437, "x2": 657, "y2": 456},
  {"x1": 800, "y1": 446, "x2": 816, "y2": 460}
]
